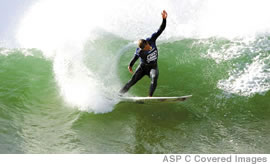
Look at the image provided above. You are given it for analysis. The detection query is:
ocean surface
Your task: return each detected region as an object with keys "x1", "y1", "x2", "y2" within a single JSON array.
[{"x1": 0, "y1": 0, "x2": 269, "y2": 153}]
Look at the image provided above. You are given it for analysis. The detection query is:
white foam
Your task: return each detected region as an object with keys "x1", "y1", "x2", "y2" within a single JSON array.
[
  {"x1": 17, "y1": 0, "x2": 270, "y2": 49},
  {"x1": 218, "y1": 47, "x2": 270, "y2": 96},
  {"x1": 196, "y1": 39, "x2": 249, "y2": 63},
  {"x1": 52, "y1": 40, "x2": 123, "y2": 113}
]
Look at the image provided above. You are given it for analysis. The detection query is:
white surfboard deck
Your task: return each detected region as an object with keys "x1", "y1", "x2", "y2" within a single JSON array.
[{"x1": 120, "y1": 95, "x2": 192, "y2": 104}]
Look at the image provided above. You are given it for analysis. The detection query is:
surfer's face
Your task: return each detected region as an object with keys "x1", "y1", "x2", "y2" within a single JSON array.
[
  {"x1": 144, "y1": 42, "x2": 152, "y2": 51},
  {"x1": 138, "y1": 39, "x2": 152, "y2": 50}
]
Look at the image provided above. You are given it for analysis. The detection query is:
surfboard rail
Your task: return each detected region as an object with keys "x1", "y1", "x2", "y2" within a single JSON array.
[{"x1": 120, "y1": 95, "x2": 192, "y2": 104}]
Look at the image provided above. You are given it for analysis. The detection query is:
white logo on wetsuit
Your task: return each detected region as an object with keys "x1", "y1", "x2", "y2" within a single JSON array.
[{"x1": 147, "y1": 50, "x2": 158, "y2": 63}]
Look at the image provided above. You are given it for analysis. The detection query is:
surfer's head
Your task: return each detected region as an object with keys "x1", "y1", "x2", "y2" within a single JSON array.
[{"x1": 138, "y1": 39, "x2": 151, "y2": 50}]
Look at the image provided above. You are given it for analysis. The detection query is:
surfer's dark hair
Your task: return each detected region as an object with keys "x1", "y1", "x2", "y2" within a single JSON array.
[{"x1": 138, "y1": 39, "x2": 148, "y2": 49}]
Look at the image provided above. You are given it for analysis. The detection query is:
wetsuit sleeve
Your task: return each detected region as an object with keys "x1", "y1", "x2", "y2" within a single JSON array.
[
  {"x1": 129, "y1": 55, "x2": 139, "y2": 67},
  {"x1": 149, "y1": 18, "x2": 166, "y2": 42},
  {"x1": 129, "y1": 48, "x2": 140, "y2": 67}
]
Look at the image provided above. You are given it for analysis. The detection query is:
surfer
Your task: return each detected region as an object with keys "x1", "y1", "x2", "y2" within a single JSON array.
[{"x1": 120, "y1": 10, "x2": 167, "y2": 97}]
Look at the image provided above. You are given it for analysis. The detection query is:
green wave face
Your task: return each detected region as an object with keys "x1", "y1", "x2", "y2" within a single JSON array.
[{"x1": 0, "y1": 35, "x2": 269, "y2": 153}]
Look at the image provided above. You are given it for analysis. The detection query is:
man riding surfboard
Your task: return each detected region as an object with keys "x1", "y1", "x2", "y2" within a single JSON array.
[{"x1": 120, "y1": 10, "x2": 167, "y2": 97}]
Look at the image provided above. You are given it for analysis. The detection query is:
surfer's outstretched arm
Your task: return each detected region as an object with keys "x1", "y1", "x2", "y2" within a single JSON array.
[
  {"x1": 128, "y1": 48, "x2": 140, "y2": 74},
  {"x1": 149, "y1": 10, "x2": 167, "y2": 42}
]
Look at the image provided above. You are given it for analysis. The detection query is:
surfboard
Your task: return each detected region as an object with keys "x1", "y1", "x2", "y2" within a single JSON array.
[{"x1": 120, "y1": 95, "x2": 192, "y2": 104}]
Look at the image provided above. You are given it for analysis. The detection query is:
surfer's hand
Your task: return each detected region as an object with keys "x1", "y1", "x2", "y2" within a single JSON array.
[
  {"x1": 128, "y1": 66, "x2": 133, "y2": 74},
  {"x1": 162, "y1": 10, "x2": 167, "y2": 19}
]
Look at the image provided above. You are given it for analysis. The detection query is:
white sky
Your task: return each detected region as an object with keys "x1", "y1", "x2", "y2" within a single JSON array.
[{"x1": 0, "y1": 0, "x2": 34, "y2": 42}]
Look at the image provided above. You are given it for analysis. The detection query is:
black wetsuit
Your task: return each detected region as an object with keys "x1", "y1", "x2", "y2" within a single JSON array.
[{"x1": 120, "y1": 18, "x2": 166, "y2": 96}]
